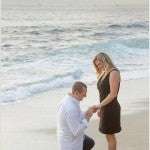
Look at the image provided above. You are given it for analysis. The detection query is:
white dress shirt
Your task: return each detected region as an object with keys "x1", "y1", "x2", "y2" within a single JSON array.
[{"x1": 57, "y1": 94, "x2": 88, "y2": 150}]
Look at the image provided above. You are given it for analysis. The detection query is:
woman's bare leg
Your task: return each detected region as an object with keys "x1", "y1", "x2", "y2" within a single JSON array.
[{"x1": 106, "y1": 134, "x2": 117, "y2": 150}]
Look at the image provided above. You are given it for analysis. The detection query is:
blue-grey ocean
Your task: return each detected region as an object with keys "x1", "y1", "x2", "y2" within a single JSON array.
[{"x1": 1, "y1": 5, "x2": 149, "y2": 103}]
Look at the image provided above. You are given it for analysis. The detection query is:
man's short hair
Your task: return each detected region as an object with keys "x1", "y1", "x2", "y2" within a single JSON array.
[{"x1": 72, "y1": 81, "x2": 87, "y2": 94}]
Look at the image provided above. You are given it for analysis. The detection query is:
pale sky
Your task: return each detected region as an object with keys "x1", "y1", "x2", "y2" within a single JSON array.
[{"x1": 2, "y1": 0, "x2": 148, "y2": 6}]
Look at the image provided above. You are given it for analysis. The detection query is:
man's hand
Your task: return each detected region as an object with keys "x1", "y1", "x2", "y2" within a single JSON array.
[
  {"x1": 89, "y1": 105, "x2": 99, "y2": 113},
  {"x1": 85, "y1": 108, "x2": 93, "y2": 121}
]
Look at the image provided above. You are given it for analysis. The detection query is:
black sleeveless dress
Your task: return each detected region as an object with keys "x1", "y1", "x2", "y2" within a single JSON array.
[{"x1": 97, "y1": 69, "x2": 121, "y2": 134}]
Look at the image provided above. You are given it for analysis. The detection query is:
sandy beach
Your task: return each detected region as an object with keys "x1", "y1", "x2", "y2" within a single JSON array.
[{"x1": 1, "y1": 78, "x2": 149, "y2": 150}]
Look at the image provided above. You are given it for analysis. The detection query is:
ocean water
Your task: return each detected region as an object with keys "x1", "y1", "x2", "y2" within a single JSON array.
[{"x1": 1, "y1": 5, "x2": 149, "y2": 103}]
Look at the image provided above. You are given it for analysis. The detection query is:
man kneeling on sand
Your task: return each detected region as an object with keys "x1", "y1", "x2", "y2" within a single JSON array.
[{"x1": 57, "y1": 81, "x2": 97, "y2": 150}]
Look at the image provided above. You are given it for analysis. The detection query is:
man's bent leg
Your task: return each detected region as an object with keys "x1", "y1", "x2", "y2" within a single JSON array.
[{"x1": 83, "y1": 135, "x2": 95, "y2": 150}]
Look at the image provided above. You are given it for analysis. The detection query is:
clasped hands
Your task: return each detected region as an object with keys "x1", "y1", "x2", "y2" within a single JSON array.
[{"x1": 85, "y1": 105, "x2": 101, "y2": 121}]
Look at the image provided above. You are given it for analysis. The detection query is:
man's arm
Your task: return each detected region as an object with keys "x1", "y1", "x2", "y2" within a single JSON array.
[
  {"x1": 65, "y1": 108, "x2": 93, "y2": 136},
  {"x1": 81, "y1": 110, "x2": 87, "y2": 120}
]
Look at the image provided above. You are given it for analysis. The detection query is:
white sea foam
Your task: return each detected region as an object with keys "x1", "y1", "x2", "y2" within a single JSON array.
[{"x1": 1, "y1": 70, "x2": 83, "y2": 102}]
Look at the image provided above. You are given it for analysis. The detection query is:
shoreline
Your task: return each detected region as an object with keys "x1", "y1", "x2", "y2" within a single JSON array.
[
  {"x1": 1, "y1": 78, "x2": 149, "y2": 150},
  {"x1": 1, "y1": 77, "x2": 149, "y2": 108},
  {"x1": 0, "y1": 77, "x2": 148, "y2": 105}
]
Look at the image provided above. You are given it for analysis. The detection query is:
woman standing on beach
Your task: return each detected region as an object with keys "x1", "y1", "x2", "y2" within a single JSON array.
[{"x1": 93, "y1": 52, "x2": 121, "y2": 150}]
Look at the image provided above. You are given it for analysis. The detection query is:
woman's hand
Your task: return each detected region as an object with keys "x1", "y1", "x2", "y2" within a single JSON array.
[
  {"x1": 96, "y1": 104, "x2": 102, "y2": 109},
  {"x1": 97, "y1": 109, "x2": 101, "y2": 118}
]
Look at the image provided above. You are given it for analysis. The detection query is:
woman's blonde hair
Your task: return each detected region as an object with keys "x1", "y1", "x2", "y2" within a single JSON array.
[{"x1": 93, "y1": 52, "x2": 117, "y2": 78}]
